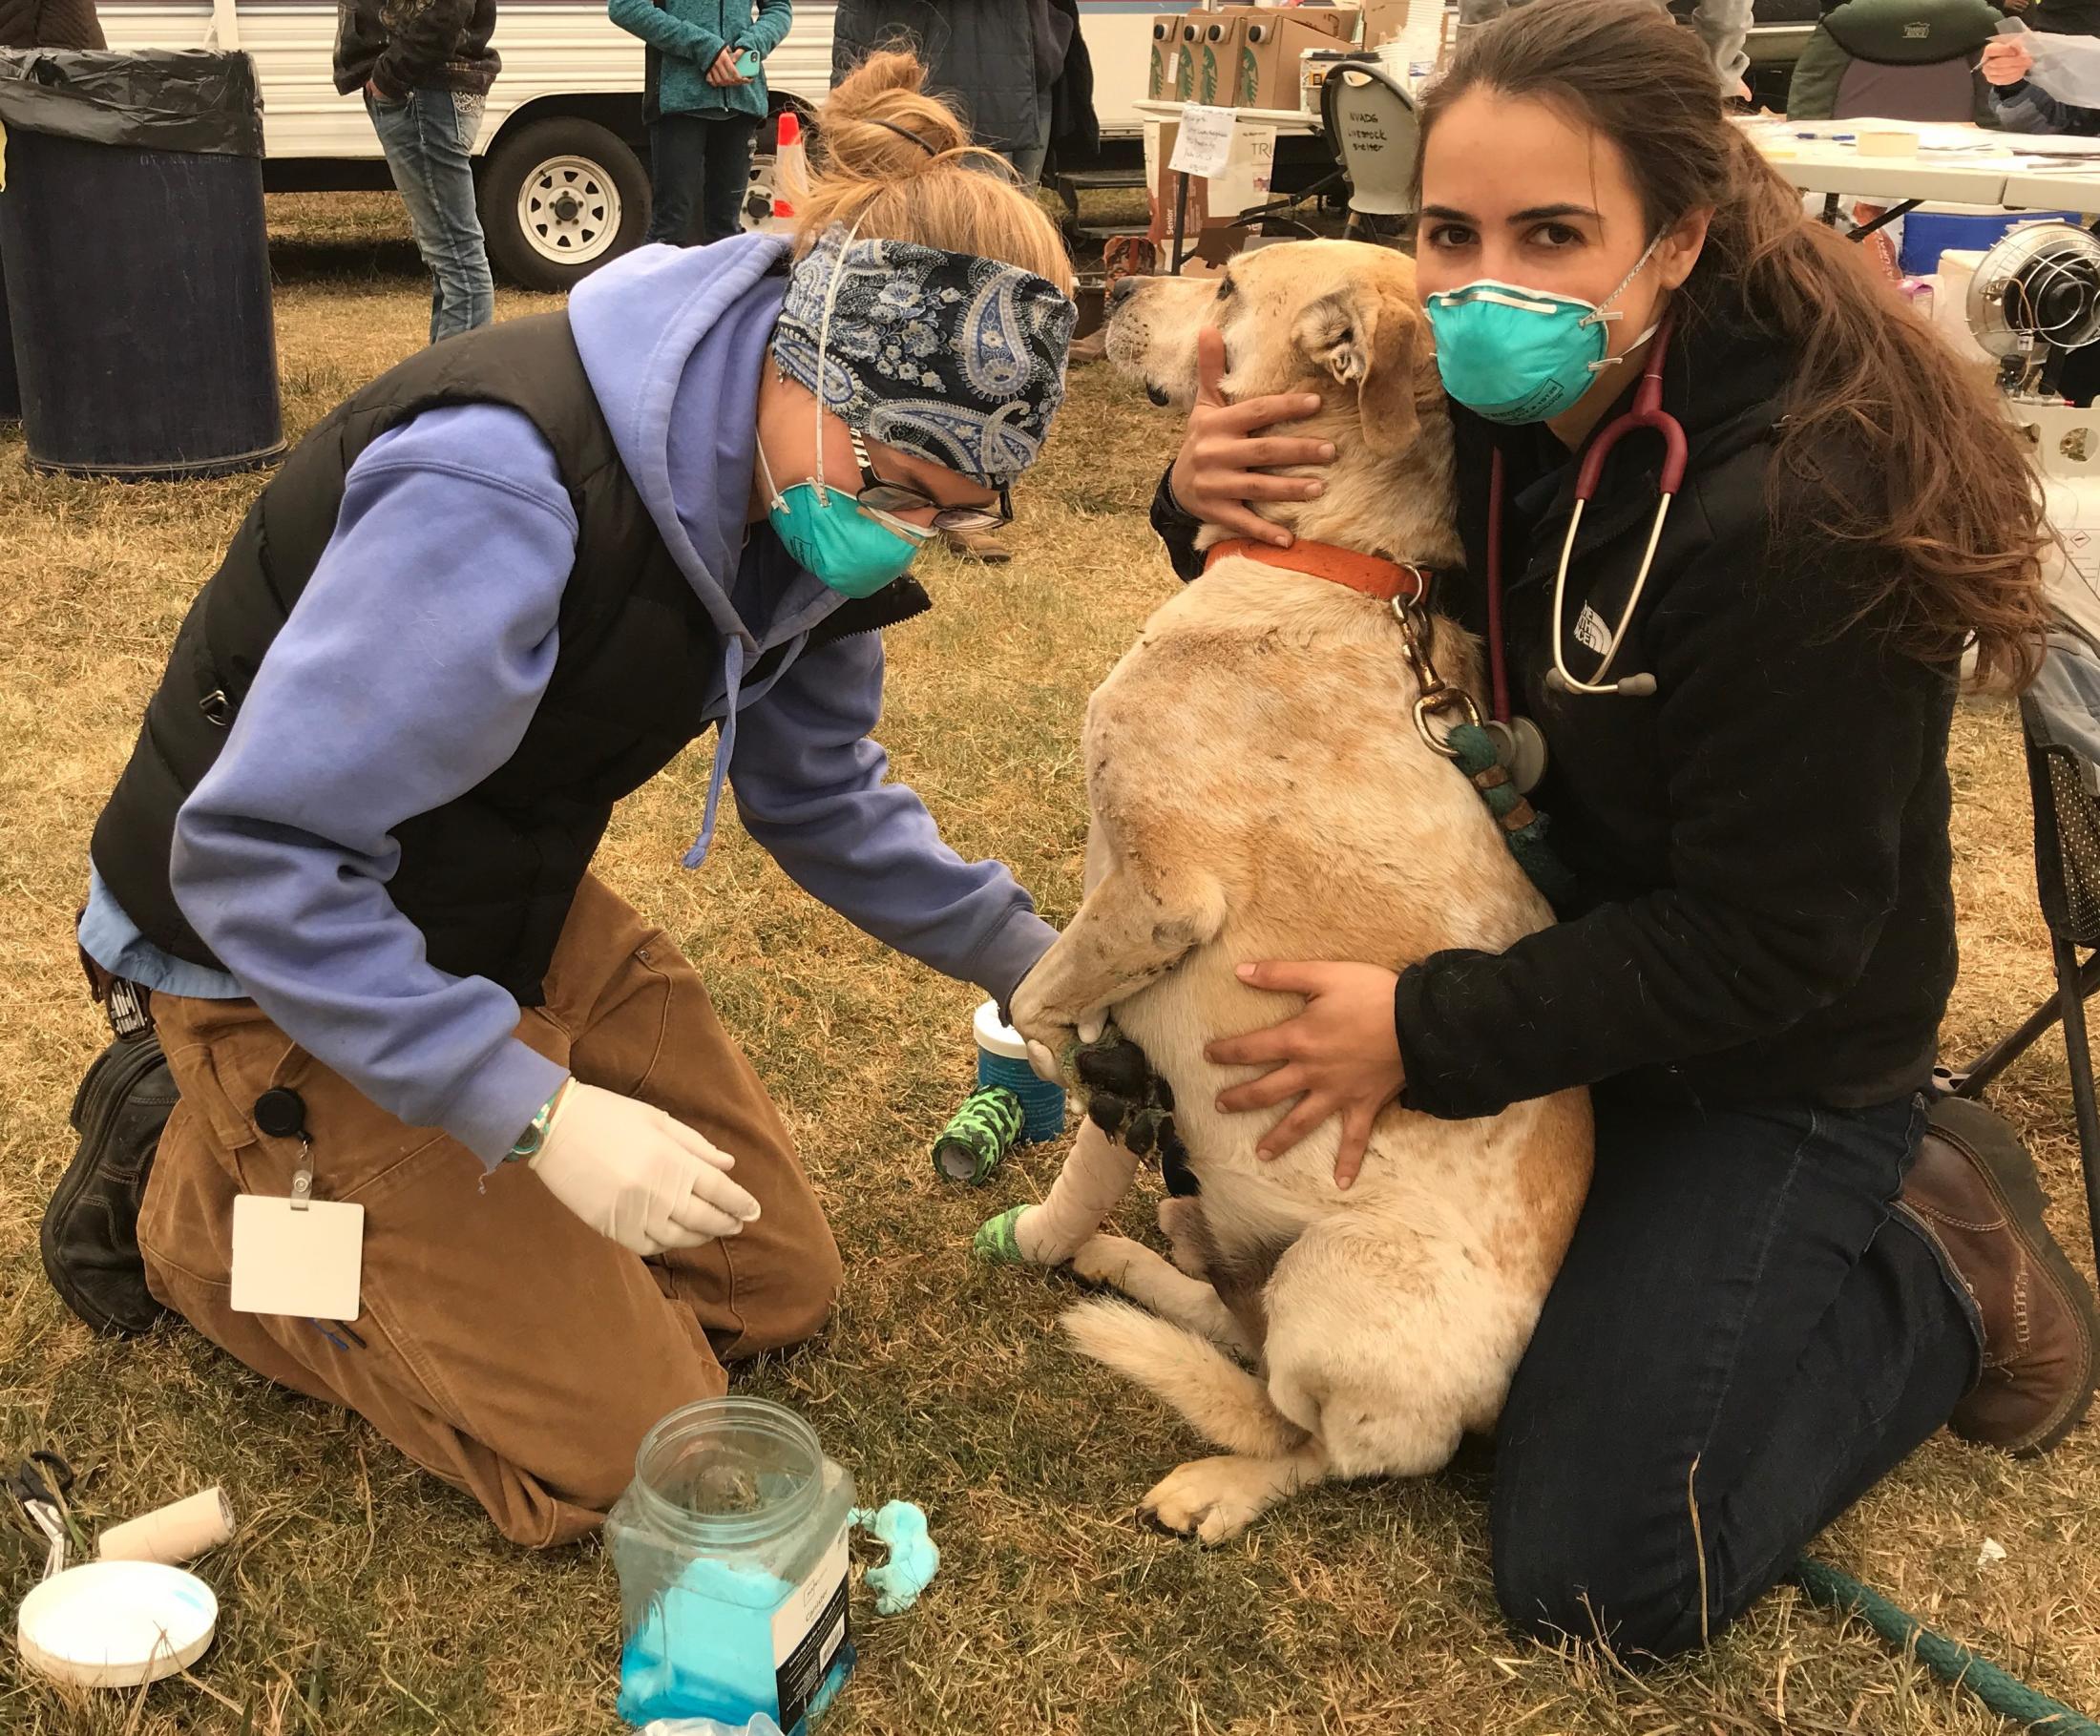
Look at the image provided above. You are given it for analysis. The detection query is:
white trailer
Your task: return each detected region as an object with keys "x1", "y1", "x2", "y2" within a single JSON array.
[{"x1": 97, "y1": 0, "x2": 1163, "y2": 288}]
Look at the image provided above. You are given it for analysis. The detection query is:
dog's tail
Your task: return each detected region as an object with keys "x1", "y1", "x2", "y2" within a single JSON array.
[{"x1": 1061, "y1": 1300, "x2": 1309, "y2": 1457}]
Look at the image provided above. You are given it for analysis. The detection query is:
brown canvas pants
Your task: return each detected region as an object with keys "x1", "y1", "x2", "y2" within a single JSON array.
[{"x1": 136, "y1": 874, "x2": 843, "y2": 1547}]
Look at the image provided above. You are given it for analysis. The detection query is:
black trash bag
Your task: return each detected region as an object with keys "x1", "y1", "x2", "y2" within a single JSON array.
[{"x1": 0, "y1": 48, "x2": 263, "y2": 157}]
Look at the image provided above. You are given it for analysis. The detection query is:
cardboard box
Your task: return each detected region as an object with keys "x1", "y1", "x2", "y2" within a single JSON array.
[
  {"x1": 1358, "y1": 0, "x2": 1411, "y2": 46},
  {"x1": 1194, "y1": 13, "x2": 1244, "y2": 105},
  {"x1": 1147, "y1": 12, "x2": 1184, "y2": 99},
  {"x1": 1226, "y1": 4, "x2": 1359, "y2": 42},
  {"x1": 1238, "y1": 14, "x2": 1354, "y2": 108},
  {"x1": 1175, "y1": 17, "x2": 1204, "y2": 100}
]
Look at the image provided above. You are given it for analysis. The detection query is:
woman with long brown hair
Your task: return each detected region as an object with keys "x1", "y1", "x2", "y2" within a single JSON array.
[{"x1": 1150, "y1": 0, "x2": 2093, "y2": 1656}]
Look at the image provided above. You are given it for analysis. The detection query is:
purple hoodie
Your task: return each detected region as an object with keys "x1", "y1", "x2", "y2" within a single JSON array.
[{"x1": 81, "y1": 235, "x2": 1055, "y2": 1165}]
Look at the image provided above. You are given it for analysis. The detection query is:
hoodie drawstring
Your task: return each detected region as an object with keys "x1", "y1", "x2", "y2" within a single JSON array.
[{"x1": 684, "y1": 636, "x2": 747, "y2": 868}]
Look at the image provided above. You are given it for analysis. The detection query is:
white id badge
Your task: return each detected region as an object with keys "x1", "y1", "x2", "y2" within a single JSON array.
[{"x1": 230, "y1": 1196, "x2": 365, "y2": 1320}]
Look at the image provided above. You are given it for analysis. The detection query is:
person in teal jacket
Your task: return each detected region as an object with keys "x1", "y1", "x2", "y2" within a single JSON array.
[{"x1": 610, "y1": 0, "x2": 792, "y2": 246}]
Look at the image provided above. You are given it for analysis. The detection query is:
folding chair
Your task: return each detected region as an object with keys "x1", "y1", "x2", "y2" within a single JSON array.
[
  {"x1": 1320, "y1": 63, "x2": 1419, "y2": 245},
  {"x1": 1939, "y1": 665, "x2": 2100, "y2": 1254}
]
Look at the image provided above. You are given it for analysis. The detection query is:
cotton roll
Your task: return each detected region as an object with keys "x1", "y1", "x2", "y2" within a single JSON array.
[{"x1": 98, "y1": 1487, "x2": 236, "y2": 1567}]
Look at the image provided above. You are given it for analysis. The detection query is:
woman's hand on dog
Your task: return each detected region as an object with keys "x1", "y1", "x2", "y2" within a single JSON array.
[
  {"x1": 1168, "y1": 328, "x2": 1335, "y2": 551},
  {"x1": 1206, "y1": 961, "x2": 1405, "y2": 1188}
]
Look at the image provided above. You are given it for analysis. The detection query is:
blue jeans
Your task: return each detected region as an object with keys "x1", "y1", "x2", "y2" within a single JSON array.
[
  {"x1": 366, "y1": 89, "x2": 494, "y2": 345},
  {"x1": 645, "y1": 113, "x2": 760, "y2": 248},
  {"x1": 1489, "y1": 1089, "x2": 1981, "y2": 1659},
  {"x1": 1007, "y1": 103, "x2": 1053, "y2": 190}
]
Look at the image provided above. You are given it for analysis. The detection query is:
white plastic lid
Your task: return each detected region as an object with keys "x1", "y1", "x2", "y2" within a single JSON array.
[
  {"x1": 17, "y1": 1560, "x2": 219, "y2": 1688},
  {"x1": 973, "y1": 998, "x2": 1031, "y2": 1061}
]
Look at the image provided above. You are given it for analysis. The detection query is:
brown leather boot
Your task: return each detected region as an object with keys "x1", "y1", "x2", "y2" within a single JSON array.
[
  {"x1": 1899, "y1": 1098, "x2": 2098, "y2": 1457},
  {"x1": 943, "y1": 526, "x2": 1013, "y2": 564}
]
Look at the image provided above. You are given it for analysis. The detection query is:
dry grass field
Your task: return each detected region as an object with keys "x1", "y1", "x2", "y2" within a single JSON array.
[{"x1": 1, "y1": 195, "x2": 2095, "y2": 1734}]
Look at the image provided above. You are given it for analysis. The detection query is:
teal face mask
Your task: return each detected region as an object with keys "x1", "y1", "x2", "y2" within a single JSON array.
[
  {"x1": 757, "y1": 435, "x2": 931, "y2": 599},
  {"x1": 1425, "y1": 238, "x2": 1662, "y2": 426}
]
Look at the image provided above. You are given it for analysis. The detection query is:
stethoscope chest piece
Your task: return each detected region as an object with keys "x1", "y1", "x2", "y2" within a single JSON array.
[{"x1": 1483, "y1": 716, "x2": 1549, "y2": 796}]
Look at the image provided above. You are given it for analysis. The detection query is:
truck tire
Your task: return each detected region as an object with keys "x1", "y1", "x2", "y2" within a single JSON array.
[{"x1": 479, "y1": 116, "x2": 650, "y2": 293}]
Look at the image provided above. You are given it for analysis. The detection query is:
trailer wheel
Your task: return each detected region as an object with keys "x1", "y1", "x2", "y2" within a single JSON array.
[{"x1": 480, "y1": 116, "x2": 649, "y2": 292}]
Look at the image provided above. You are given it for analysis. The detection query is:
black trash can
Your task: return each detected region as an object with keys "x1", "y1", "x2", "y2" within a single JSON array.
[
  {"x1": 0, "y1": 237, "x2": 18, "y2": 423},
  {"x1": 0, "y1": 51, "x2": 284, "y2": 479}
]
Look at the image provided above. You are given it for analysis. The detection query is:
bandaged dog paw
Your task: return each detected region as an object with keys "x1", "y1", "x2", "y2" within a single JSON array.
[{"x1": 972, "y1": 1201, "x2": 1087, "y2": 1267}]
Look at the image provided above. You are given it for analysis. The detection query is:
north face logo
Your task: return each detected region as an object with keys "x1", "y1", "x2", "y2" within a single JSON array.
[{"x1": 1903, "y1": 20, "x2": 1929, "y2": 35}]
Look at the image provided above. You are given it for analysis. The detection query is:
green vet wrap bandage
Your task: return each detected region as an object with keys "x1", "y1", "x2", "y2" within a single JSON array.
[
  {"x1": 972, "y1": 1203, "x2": 1029, "y2": 1264},
  {"x1": 934, "y1": 1085, "x2": 1026, "y2": 1185}
]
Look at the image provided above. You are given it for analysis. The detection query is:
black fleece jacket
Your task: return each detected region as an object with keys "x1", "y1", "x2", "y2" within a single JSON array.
[{"x1": 1151, "y1": 292, "x2": 1959, "y2": 1120}]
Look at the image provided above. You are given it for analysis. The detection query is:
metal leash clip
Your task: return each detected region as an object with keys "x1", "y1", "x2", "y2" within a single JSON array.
[{"x1": 1390, "y1": 596, "x2": 1480, "y2": 760}]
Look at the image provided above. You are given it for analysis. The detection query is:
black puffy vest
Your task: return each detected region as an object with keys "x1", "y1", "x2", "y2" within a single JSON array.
[{"x1": 92, "y1": 310, "x2": 928, "y2": 1006}]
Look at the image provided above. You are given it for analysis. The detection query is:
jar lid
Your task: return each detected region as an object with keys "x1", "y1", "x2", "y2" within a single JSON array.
[
  {"x1": 17, "y1": 1561, "x2": 218, "y2": 1688},
  {"x1": 973, "y1": 999, "x2": 1030, "y2": 1060}
]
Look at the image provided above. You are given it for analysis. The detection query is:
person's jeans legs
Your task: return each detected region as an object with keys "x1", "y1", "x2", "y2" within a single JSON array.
[
  {"x1": 644, "y1": 114, "x2": 704, "y2": 246},
  {"x1": 647, "y1": 113, "x2": 760, "y2": 247},
  {"x1": 367, "y1": 88, "x2": 495, "y2": 344},
  {"x1": 1007, "y1": 102, "x2": 1053, "y2": 189},
  {"x1": 1489, "y1": 1090, "x2": 1981, "y2": 1660},
  {"x1": 699, "y1": 114, "x2": 761, "y2": 244}
]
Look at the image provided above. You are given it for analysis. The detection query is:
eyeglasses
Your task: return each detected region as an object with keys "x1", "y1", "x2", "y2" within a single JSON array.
[{"x1": 847, "y1": 425, "x2": 1012, "y2": 534}]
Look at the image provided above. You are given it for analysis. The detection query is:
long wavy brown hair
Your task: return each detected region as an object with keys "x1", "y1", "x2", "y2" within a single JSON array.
[{"x1": 1418, "y1": 0, "x2": 2050, "y2": 688}]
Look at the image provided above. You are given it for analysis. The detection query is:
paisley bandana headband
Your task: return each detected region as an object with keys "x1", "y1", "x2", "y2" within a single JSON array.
[{"x1": 770, "y1": 224, "x2": 1078, "y2": 487}]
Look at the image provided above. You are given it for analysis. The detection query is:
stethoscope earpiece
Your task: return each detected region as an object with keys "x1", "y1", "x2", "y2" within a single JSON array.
[{"x1": 1544, "y1": 667, "x2": 1656, "y2": 698}]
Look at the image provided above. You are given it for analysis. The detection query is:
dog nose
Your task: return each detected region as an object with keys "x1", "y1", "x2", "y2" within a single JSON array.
[{"x1": 1106, "y1": 274, "x2": 1145, "y2": 312}]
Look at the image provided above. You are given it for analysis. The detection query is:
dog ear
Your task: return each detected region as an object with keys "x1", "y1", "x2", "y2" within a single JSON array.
[{"x1": 1292, "y1": 284, "x2": 1422, "y2": 456}]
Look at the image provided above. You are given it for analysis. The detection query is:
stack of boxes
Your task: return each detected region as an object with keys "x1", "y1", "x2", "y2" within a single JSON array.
[
  {"x1": 1147, "y1": 5, "x2": 1383, "y2": 109},
  {"x1": 1144, "y1": 2, "x2": 1428, "y2": 250}
]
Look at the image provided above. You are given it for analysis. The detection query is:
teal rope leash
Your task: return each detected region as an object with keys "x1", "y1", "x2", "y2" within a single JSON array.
[
  {"x1": 1794, "y1": 1558, "x2": 2099, "y2": 1733},
  {"x1": 1447, "y1": 721, "x2": 1576, "y2": 906}
]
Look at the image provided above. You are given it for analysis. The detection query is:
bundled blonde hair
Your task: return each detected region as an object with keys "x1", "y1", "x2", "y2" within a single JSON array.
[{"x1": 798, "y1": 51, "x2": 1076, "y2": 294}]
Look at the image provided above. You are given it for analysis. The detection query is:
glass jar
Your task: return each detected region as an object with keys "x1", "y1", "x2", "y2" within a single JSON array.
[{"x1": 607, "y1": 1398, "x2": 856, "y2": 1732}]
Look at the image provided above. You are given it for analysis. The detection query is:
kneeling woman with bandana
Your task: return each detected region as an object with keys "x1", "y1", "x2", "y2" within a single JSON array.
[{"x1": 67, "y1": 52, "x2": 1076, "y2": 1545}]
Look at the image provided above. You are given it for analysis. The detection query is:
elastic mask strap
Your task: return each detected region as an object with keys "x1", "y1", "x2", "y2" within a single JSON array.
[
  {"x1": 1587, "y1": 318, "x2": 1663, "y2": 377},
  {"x1": 1578, "y1": 233, "x2": 1666, "y2": 332},
  {"x1": 754, "y1": 436, "x2": 788, "y2": 512},
  {"x1": 810, "y1": 217, "x2": 867, "y2": 506}
]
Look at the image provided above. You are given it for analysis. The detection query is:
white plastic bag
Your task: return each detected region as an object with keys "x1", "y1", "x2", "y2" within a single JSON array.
[
  {"x1": 2000, "y1": 18, "x2": 2100, "y2": 111},
  {"x1": 640, "y1": 1720, "x2": 786, "y2": 1736}
]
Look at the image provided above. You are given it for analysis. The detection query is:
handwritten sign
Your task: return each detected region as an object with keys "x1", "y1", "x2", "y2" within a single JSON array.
[{"x1": 1169, "y1": 103, "x2": 1237, "y2": 179}]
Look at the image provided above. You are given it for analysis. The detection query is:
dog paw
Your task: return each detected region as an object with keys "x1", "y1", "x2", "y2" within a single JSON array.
[
  {"x1": 1138, "y1": 1456, "x2": 1276, "y2": 1545},
  {"x1": 1069, "y1": 1233, "x2": 1148, "y2": 1290}
]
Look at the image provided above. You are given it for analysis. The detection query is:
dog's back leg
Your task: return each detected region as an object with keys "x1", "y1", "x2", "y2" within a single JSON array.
[
  {"x1": 1069, "y1": 1234, "x2": 1256, "y2": 1356},
  {"x1": 1263, "y1": 1221, "x2": 1531, "y2": 1480},
  {"x1": 1157, "y1": 1196, "x2": 1209, "y2": 1278}
]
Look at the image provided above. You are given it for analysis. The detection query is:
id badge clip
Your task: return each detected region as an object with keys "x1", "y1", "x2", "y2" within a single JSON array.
[{"x1": 230, "y1": 1088, "x2": 364, "y2": 1323}]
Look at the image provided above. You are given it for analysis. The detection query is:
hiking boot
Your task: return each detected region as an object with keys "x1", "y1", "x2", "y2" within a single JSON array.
[
  {"x1": 41, "y1": 1032, "x2": 177, "y2": 1336},
  {"x1": 943, "y1": 526, "x2": 1012, "y2": 564},
  {"x1": 1900, "y1": 1097, "x2": 2097, "y2": 1456}
]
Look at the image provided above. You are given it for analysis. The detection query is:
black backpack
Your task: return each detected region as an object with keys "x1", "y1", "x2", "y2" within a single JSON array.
[{"x1": 41, "y1": 1031, "x2": 176, "y2": 1336}]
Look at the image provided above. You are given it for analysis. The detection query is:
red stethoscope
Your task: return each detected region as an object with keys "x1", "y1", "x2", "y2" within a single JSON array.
[{"x1": 1481, "y1": 318, "x2": 1687, "y2": 792}]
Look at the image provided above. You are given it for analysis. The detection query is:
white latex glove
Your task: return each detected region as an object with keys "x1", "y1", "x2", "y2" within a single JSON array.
[{"x1": 529, "y1": 1082, "x2": 761, "y2": 1256}]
